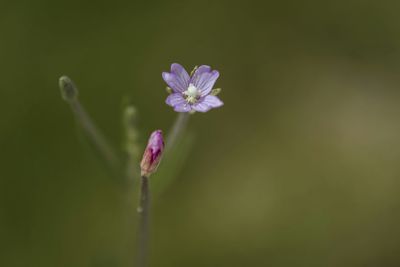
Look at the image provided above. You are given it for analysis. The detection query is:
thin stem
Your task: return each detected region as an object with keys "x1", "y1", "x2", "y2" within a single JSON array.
[
  {"x1": 123, "y1": 106, "x2": 140, "y2": 182},
  {"x1": 166, "y1": 113, "x2": 190, "y2": 151},
  {"x1": 60, "y1": 76, "x2": 121, "y2": 175},
  {"x1": 69, "y1": 100, "x2": 120, "y2": 170},
  {"x1": 136, "y1": 175, "x2": 150, "y2": 267}
]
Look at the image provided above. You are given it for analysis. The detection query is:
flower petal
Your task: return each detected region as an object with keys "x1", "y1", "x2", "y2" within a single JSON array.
[
  {"x1": 191, "y1": 65, "x2": 211, "y2": 77},
  {"x1": 174, "y1": 102, "x2": 192, "y2": 112},
  {"x1": 201, "y1": 70, "x2": 220, "y2": 96},
  {"x1": 202, "y1": 95, "x2": 224, "y2": 108},
  {"x1": 192, "y1": 101, "x2": 212, "y2": 112},
  {"x1": 162, "y1": 72, "x2": 187, "y2": 93},
  {"x1": 190, "y1": 65, "x2": 210, "y2": 85},
  {"x1": 165, "y1": 93, "x2": 186, "y2": 107},
  {"x1": 191, "y1": 68, "x2": 219, "y2": 96},
  {"x1": 171, "y1": 63, "x2": 190, "y2": 90}
]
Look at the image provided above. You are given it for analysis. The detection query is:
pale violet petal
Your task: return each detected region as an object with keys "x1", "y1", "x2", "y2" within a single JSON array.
[
  {"x1": 174, "y1": 102, "x2": 192, "y2": 112},
  {"x1": 198, "y1": 70, "x2": 219, "y2": 96},
  {"x1": 171, "y1": 63, "x2": 190, "y2": 90},
  {"x1": 165, "y1": 93, "x2": 186, "y2": 107},
  {"x1": 191, "y1": 65, "x2": 211, "y2": 78},
  {"x1": 190, "y1": 65, "x2": 211, "y2": 86},
  {"x1": 162, "y1": 72, "x2": 186, "y2": 93},
  {"x1": 190, "y1": 67, "x2": 219, "y2": 96},
  {"x1": 202, "y1": 95, "x2": 224, "y2": 108},
  {"x1": 192, "y1": 101, "x2": 212, "y2": 112}
]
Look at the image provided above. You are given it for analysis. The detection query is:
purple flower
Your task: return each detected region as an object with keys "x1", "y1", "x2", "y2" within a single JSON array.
[
  {"x1": 140, "y1": 130, "x2": 164, "y2": 177},
  {"x1": 163, "y1": 63, "x2": 224, "y2": 113}
]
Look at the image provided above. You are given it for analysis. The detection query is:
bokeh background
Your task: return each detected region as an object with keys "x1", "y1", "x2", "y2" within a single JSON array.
[{"x1": 2, "y1": 0, "x2": 400, "y2": 266}]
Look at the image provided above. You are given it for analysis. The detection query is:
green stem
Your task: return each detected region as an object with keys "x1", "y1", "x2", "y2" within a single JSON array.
[
  {"x1": 59, "y1": 76, "x2": 121, "y2": 178},
  {"x1": 166, "y1": 113, "x2": 190, "y2": 151},
  {"x1": 137, "y1": 175, "x2": 150, "y2": 267},
  {"x1": 123, "y1": 105, "x2": 140, "y2": 181},
  {"x1": 69, "y1": 100, "x2": 120, "y2": 170}
]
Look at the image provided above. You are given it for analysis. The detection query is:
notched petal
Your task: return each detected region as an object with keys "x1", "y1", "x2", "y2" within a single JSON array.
[
  {"x1": 162, "y1": 72, "x2": 186, "y2": 93},
  {"x1": 190, "y1": 65, "x2": 212, "y2": 86},
  {"x1": 196, "y1": 70, "x2": 220, "y2": 96},
  {"x1": 171, "y1": 63, "x2": 190, "y2": 90}
]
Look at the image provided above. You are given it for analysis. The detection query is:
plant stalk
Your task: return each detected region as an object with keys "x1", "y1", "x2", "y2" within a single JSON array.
[
  {"x1": 166, "y1": 113, "x2": 190, "y2": 151},
  {"x1": 136, "y1": 175, "x2": 150, "y2": 267},
  {"x1": 69, "y1": 100, "x2": 120, "y2": 170}
]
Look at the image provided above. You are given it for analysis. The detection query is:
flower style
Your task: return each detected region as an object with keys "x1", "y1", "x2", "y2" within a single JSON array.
[
  {"x1": 163, "y1": 63, "x2": 224, "y2": 112},
  {"x1": 140, "y1": 130, "x2": 164, "y2": 177}
]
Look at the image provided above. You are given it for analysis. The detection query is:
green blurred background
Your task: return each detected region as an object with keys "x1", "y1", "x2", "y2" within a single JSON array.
[{"x1": 2, "y1": 0, "x2": 400, "y2": 266}]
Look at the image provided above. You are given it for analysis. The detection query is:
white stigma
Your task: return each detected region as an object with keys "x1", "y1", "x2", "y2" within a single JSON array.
[{"x1": 184, "y1": 84, "x2": 200, "y2": 103}]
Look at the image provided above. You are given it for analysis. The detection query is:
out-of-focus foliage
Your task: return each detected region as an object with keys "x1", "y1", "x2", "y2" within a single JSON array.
[{"x1": 1, "y1": 0, "x2": 400, "y2": 266}]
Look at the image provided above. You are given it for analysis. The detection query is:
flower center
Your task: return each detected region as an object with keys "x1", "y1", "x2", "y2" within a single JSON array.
[{"x1": 184, "y1": 84, "x2": 200, "y2": 104}]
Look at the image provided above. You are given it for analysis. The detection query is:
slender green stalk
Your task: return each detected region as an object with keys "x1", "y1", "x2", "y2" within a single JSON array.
[
  {"x1": 165, "y1": 113, "x2": 190, "y2": 151},
  {"x1": 59, "y1": 76, "x2": 120, "y2": 172},
  {"x1": 71, "y1": 101, "x2": 120, "y2": 168},
  {"x1": 136, "y1": 175, "x2": 150, "y2": 267},
  {"x1": 123, "y1": 105, "x2": 141, "y2": 181}
]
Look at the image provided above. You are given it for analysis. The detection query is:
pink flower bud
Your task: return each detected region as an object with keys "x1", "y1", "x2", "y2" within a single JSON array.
[{"x1": 140, "y1": 130, "x2": 164, "y2": 177}]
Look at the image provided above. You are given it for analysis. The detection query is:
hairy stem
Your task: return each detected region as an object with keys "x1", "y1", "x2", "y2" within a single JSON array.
[{"x1": 136, "y1": 175, "x2": 150, "y2": 267}]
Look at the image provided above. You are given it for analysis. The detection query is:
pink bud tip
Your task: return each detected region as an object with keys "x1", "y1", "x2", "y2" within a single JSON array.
[{"x1": 140, "y1": 130, "x2": 165, "y2": 177}]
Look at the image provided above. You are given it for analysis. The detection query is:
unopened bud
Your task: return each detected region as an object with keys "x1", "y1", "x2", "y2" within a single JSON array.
[
  {"x1": 211, "y1": 88, "x2": 222, "y2": 96},
  {"x1": 59, "y1": 76, "x2": 78, "y2": 101},
  {"x1": 140, "y1": 130, "x2": 164, "y2": 177},
  {"x1": 166, "y1": 87, "x2": 173, "y2": 94}
]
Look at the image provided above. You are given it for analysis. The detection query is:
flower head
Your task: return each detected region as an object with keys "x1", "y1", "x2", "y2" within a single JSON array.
[
  {"x1": 163, "y1": 63, "x2": 224, "y2": 113},
  {"x1": 140, "y1": 130, "x2": 164, "y2": 177}
]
